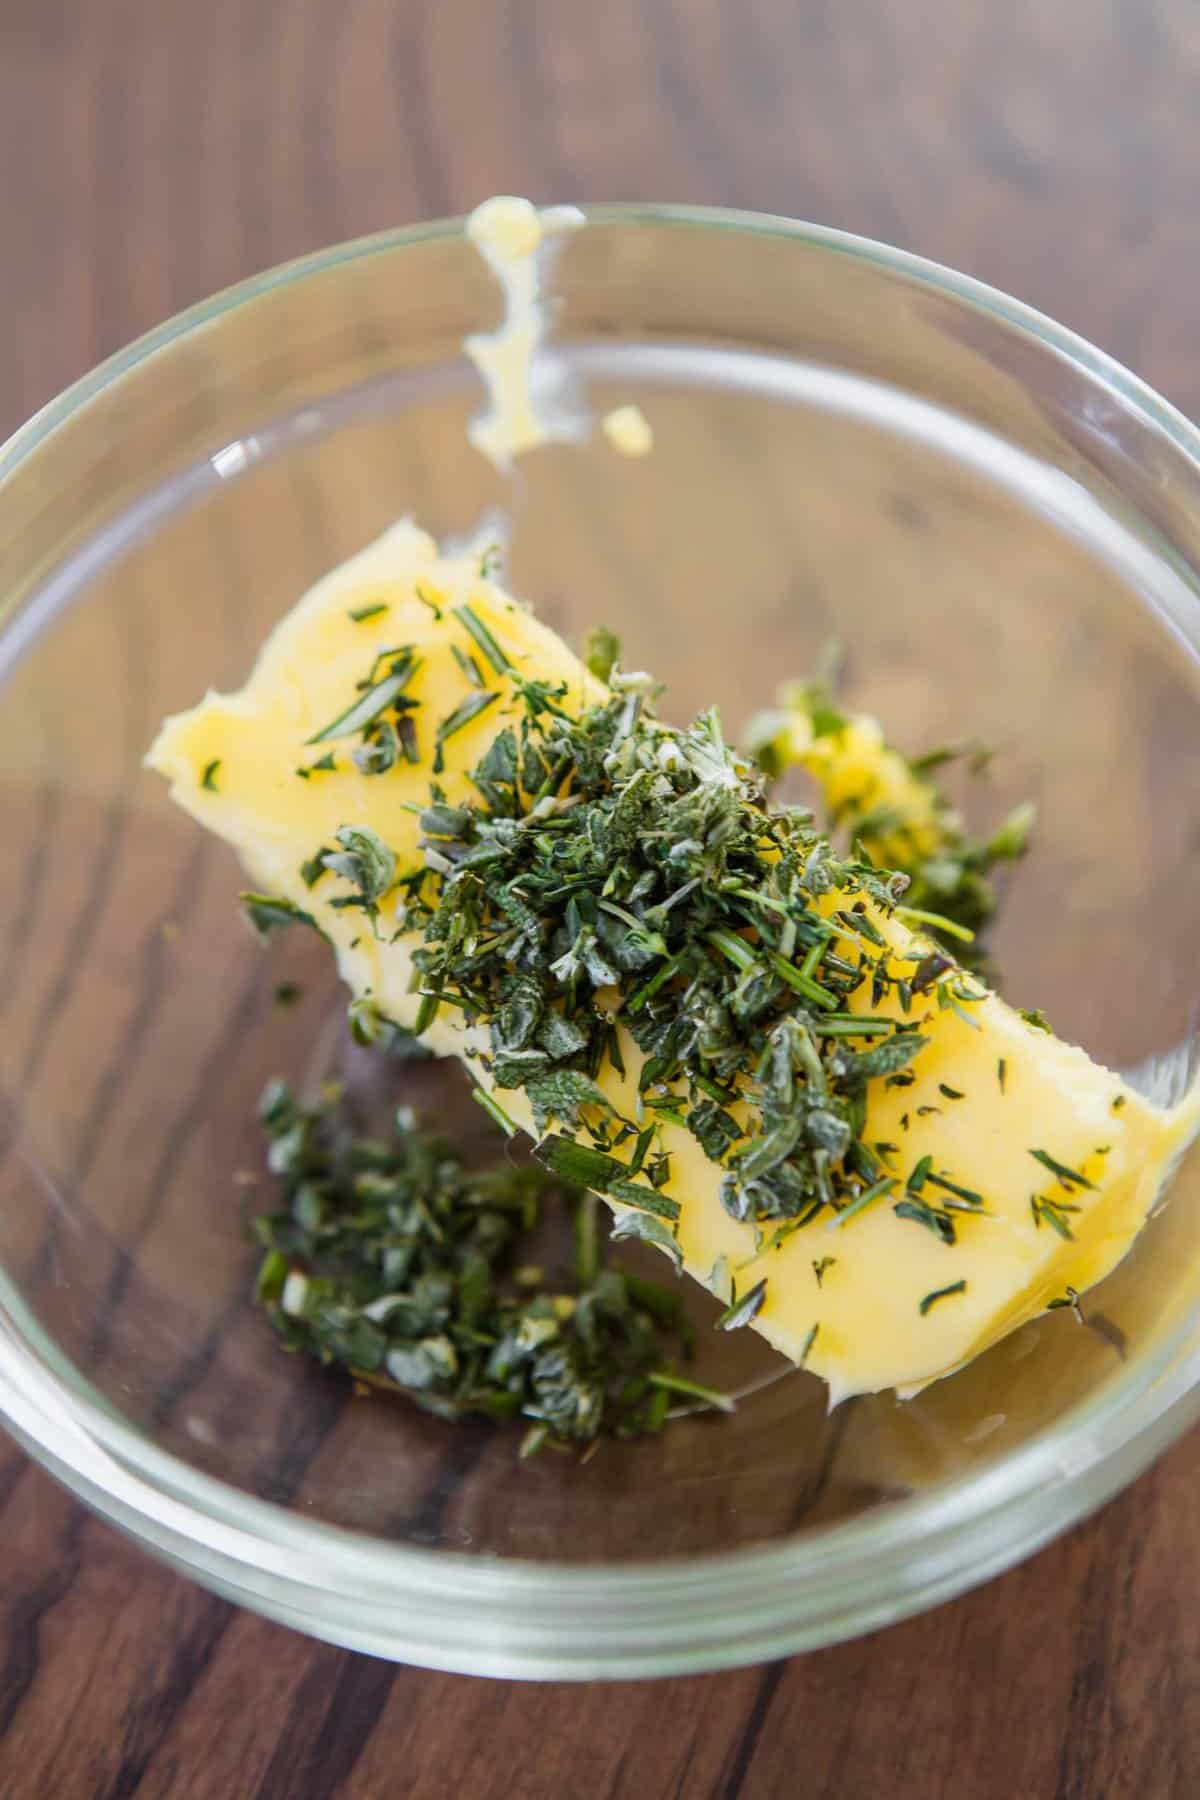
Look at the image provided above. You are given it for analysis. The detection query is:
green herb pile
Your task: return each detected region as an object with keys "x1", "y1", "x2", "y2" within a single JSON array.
[
  {"x1": 252, "y1": 1078, "x2": 727, "y2": 1455},
  {"x1": 386, "y1": 634, "x2": 980, "y2": 1250}
]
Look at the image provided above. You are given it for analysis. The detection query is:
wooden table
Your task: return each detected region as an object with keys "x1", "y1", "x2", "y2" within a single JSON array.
[{"x1": 2, "y1": 2, "x2": 1200, "y2": 1793}]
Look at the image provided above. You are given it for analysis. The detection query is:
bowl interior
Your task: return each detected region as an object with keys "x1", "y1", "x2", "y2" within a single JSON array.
[{"x1": 3, "y1": 215, "x2": 1200, "y2": 1564}]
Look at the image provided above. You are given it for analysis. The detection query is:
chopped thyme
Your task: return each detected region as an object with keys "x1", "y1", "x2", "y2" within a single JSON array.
[
  {"x1": 201, "y1": 758, "x2": 222, "y2": 792},
  {"x1": 998, "y1": 1058, "x2": 1007, "y2": 1094},
  {"x1": 348, "y1": 602, "x2": 389, "y2": 623},
  {"x1": 1112, "y1": 1094, "x2": 1126, "y2": 1111},
  {"x1": 1020, "y1": 1007, "x2": 1053, "y2": 1035},
  {"x1": 798, "y1": 1322, "x2": 820, "y2": 1365},
  {"x1": 812, "y1": 1256, "x2": 836, "y2": 1286},
  {"x1": 414, "y1": 583, "x2": 442, "y2": 618},
  {"x1": 938, "y1": 1083, "x2": 964, "y2": 1100},
  {"x1": 919, "y1": 1279, "x2": 967, "y2": 1316}
]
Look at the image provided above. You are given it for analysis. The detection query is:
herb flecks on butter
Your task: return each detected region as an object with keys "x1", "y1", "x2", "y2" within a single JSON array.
[{"x1": 744, "y1": 669, "x2": 1035, "y2": 979}]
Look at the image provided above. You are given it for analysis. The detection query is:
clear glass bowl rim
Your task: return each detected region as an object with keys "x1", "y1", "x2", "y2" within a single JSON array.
[{"x1": 3, "y1": 202, "x2": 1200, "y2": 1678}]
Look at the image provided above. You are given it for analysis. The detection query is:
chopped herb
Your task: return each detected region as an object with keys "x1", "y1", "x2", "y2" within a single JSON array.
[
  {"x1": 1029, "y1": 1148, "x2": 1095, "y2": 1192},
  {"x1": 1031, "y1": 1195, "x2": 1076, "y2": 1239},
  {"x1": 473, "y1": 1087, "x2": 518, "y2": 1137},
  {"x1": 322, "y1": 826, "x2": 397, "y2": 908},
  {"x1": 1112, "y1": 1094, "x2": 1126, "y2": 1112},
  {"x1": 252, "y1": 1080, "x2": 699, "y2": 1453},
  {"x1": 348, "y1": 602, "x2": 389, "y2": 623},
  {"x1": 812, "y1": 1256, "x2": 836, "y2": 1287},
  {"x1": 938, "y1": 1083, "x2": 964, "y2": 1100},
  {"x1": 926, "y1": 1171, "x2": 986, "y2": 1209},
  {"x1": 715, "y1": 1277, "x2": 767, "y2": 1331},
  {"x1": 307, "y1": 654, "x2": 419, "y2": 745},
  {"x1": 585, "y1": 625, "x2": 621, "y2": 684},
  {"x1": 831, "y1": 1175, "x2": 896, "y2": 1229},
  {"x1": 435, "y1": 689, "x2": 499, "y2": 761},
  {"x1": 241, "y1": 892, "x2": 317, "y2": 940},
  {"x1": 1047, "y1": 1285, "x2": 1084, "y2": 1321},
  {"x1": 297, "y1": 752, "x2": 338, "y2": 779},
  {"x1": 201, "y1": 758, "x2": 222, "y2": 792},
  {"x1": 1020, "y1": 1007, "x2": 1053, "y2": 1035},
  {"x1": 798, "y1": 1322, "x2": 820, "y2": 1365},
  {"x1": 894, "y1": 1196, "x2": 957, "y2": 1245},
  {"x1": 998, "y1": 1058, "x2": 1007, "y2": 1094},
  {"x1": 453, "y1": 604, "x2": 513, "y2": 675},
  {"x1": 273, "y1": 981, "x2": 301, "y2": 1009},
  {"x1": 646, "y1": 1371, "x2": 735, "y2": 1414},
  {"x1": 907, "y1": 1154, "x2": 933, "y2": 1193},
  {"x1": 414, "y1": 583, "x2": 442, "y2": 618},
  {"x1": 299, "y1": 850, "x2": 331, "y2": 888},
  {"x1": 919, "y1": 1279, "x2": 967, "y2": 1316},
  {"x1": 450, "y1": 642, "x2": 486, "y2": 689}
]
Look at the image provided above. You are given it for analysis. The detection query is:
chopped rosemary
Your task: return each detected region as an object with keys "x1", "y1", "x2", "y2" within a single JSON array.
[
  {"x1": 307, "y1": 657, "x2": 419, "y2": 746},
  {"x1": 715, "y1": 1277, "x2": 767, "y2": 1331},
  {"x1": 919, "y1": 1279, "x2": 967, "y2": 1316},
  {"x1": 348, "y1": 602, "x2": 389, "y2": 623},
  {"x1": 453, "y1": 603, "x2": 513, "y2": 675},
  {"x1": 1031, "y1": 1194, "x2": 1077, "y2": 1239},
  {"x1": 1029, "y1": 1148, "x2": 1095, "y2": 1192}
]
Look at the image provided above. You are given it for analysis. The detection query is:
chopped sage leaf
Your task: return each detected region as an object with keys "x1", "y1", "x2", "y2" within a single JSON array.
[{"x1": 241, "y1": 893, "x2": 317, "y2": 940}]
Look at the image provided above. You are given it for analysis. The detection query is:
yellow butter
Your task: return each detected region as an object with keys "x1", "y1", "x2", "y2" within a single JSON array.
[{"x1": 147, "y1": 522, "x2": 1198, "y2": 1400}]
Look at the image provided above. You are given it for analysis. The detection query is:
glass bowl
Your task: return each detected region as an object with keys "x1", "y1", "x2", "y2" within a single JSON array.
[{"x1": 3, "y1": 206, "x2": 1200, "y2": 1680}]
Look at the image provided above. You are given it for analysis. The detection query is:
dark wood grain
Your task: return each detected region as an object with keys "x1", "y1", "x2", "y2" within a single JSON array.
[{"x1": 3, "y1": 0, "x2": 1200, "y2": 1794}]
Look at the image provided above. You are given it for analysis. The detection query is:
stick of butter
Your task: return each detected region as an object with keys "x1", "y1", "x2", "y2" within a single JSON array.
[{"x1": 147, "y1": 521, "x2": 1197, "y2": 1402}]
